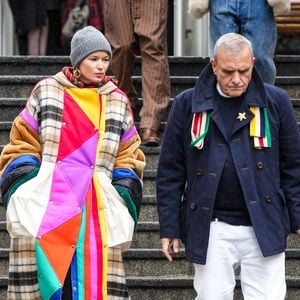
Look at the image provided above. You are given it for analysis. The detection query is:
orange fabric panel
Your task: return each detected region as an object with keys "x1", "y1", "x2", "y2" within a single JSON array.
[{"x1": 38, "y1": 214, "x2": 82, "y2": 283}]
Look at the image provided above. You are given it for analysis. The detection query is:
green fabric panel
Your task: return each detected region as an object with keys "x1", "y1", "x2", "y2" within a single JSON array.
[
  {"x1": 77, "y1": 203, "x2": 86, "y2": 299},
  {"x1": 114, "y1": 186, "x2": 138, "y2": 224},
  {"x1": 36, "y1": 240, "x2": 61, "y2": 299},
  {"x1": 7, "y1": 168, "x2": 39, "y2": 208}
]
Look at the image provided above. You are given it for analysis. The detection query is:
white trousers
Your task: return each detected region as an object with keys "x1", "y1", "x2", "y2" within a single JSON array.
[{"x1": 193, "y1": 220, "x2": 286, "y2": 300}]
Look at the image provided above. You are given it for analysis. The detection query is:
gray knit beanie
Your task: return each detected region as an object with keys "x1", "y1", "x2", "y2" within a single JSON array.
[{"x1": 70, "y1": 26, "x2": 112, "y2": 68}]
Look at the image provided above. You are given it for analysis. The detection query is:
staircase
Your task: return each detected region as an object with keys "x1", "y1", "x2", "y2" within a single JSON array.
[{"x1": 0, "y1": 55, "x2": 300, "y2": 299}]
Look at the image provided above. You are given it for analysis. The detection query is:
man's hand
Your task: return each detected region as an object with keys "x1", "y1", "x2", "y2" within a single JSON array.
[
  {"x1": 161, "y1": 238, "x2": 180, "y2": 262},
  {"x1": 296, "y1": 229, "x2": 300, "y2": 235}
]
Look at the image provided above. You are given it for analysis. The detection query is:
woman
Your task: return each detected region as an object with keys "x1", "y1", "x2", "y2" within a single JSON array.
[{"x1": 0, "y1": 26, "x2": 145, "y2": 299}]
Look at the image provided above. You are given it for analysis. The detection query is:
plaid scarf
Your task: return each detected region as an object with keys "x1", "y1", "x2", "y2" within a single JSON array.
[{"x1": 191, "y1": 107, "x2": 272, "y2": 150}]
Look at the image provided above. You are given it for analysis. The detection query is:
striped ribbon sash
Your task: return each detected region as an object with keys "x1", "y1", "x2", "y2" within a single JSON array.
[
  {"x1": 191, "y1": 107, "x2": 271, "y2": 149},
  {"x1": 191, "y1": 111, "x2": 210, "y2": 149},
  {"x1": 249, "y1": 106, "x2": 272, "y2": 149}
]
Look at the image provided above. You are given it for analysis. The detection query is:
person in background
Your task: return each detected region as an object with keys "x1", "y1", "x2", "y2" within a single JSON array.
[
  {"x1": 61, "y1": 0, "x2": 105, "y2": 44},
  {"x1": 8, "y1": 0, "x2": 49, "y2": 55},
  {"x1": 104, "y1": 0, "x2": 171, "y2": 146},
  {"x1": 188, "y1": 0, "x2": 291, "y2": 84},
  {"x1": 46, "y1": 0, "x2": 64, "y2": 55},
  {"x1": 157, "y1": 33, "x2": 300, "y2": 299},
  {"x1": 0, "y1": 26, "x2": 145, "y2": 299}
]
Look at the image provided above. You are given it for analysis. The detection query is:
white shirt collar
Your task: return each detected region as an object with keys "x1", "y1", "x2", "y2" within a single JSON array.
[{"x1": 216, "y1": 82, "x2": 232, "y2": 98}]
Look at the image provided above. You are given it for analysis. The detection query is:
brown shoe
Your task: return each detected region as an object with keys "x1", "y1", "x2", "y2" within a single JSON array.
[{"x1": 140, "y1": 128, "x2": 160, "y2": 147}]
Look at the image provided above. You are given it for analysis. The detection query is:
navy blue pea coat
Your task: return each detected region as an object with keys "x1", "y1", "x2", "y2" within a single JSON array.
[{"x1": 156, "y1": 64, "x2": 300, "y2": 265}]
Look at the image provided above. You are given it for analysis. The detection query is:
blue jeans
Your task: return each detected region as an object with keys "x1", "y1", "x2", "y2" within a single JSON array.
[{"x1": 210, "y1": 0, "x2": 277, "y2": 84}]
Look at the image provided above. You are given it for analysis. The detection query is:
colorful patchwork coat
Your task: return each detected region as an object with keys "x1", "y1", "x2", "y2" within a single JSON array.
[{"x1": 0, "y1": 70, "x2": 145, "y2": 299}]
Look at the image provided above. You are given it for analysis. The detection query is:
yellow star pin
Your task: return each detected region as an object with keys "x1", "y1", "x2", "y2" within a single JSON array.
[{"x1": 237, "y1": 112, "x2": 247, "y2": 122}]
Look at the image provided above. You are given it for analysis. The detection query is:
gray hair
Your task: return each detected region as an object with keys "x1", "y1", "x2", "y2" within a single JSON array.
[{"x1": 213, "y1": 33, "x2": 254, "y2": 59}]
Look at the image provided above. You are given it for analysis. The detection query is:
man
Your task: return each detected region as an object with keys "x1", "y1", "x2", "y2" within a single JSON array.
[
  {"x1": 188, "y1": 0, "x2": 291, "y2": 84},
  {"x1": 104, "y1": 0, "x2": 170, "y2": 146},
  {"x1": 156, "y1": 33, "x2": 300, "y2": 299}
]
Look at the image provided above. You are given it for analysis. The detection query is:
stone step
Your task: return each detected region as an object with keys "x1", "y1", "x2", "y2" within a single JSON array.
[
  {"x1": 0, "y1": 195, "x2": 157, "y2": 225},
  {"x1": 0, "y1": 247, "x2": 298, "y2": 278},
  {"x1": 142, "y1": 170, "x2": 157, "y2": 195},
  {"x1": 0, "y1": 222, "x2": 164, "y2": 250},
  {"x1": 139, "y1": 196, "x2": 158, "y2": 222},
  {"x1": 0, "y1": 56, "x2": 205, "y2": 77},
  {"x1": 0, "y1": 223, "x2": 299, "y2": 298},
  {"x1": 0, "y1": 199, "x2": 157, "y2": 233},
  {"x1": 1, "y1": 75, "x2": 300, "y2": 100},
  {"x1": 0, "y1": 121, "x2": 300, "y2": 146},
  {"x1": 0, "y1": 221, "x2": 299, "y2": 250},
  {"x1": 0, "y1": 98, "x2": 26, "y2": 122},
  {"x1": 1, "y1": 97, "x2": 300, "y2": 123},
  {"x1": 0, "y1": 56, "x2": 70, "y2": 76},
  {"x1": 132, "y1": 222, "x2": 300, "y2": 250},
  {"x1": 0, "y1": 55, "x2": 300, "y2": 77},
  {"x1": 127, "y1": 276, "x2": 300, "y2": 300},
  {"x1": 1, "y1": 112, "x2": 300, "y2": 147},
  {"x1": 1, "y1": 97, "x2": 147, "y2": 123},
  {"x1": 0, "y1": 170, "x2": 157, "y2": 200},
  {"x1": 0, "y1": 275, "x2": 299, "y2": 299},
  {"x1": 0, "y1": 75, "x2": 193, "y2": 99},
  {"x1": 0, "y1": 56, "x2": 203, "y2": 77},
  {"x1": 1, "y1": 120, "x2": 300, "y2": 148},
  {"x1": 273, "y1": 55, "x2": 300, "y2": 77},
  {"x1": 1, "y1": 98, "x2": 300, "y2": 146},
  {"x1": 124, "y1": 249, "x2": 300, "y2": 278}
]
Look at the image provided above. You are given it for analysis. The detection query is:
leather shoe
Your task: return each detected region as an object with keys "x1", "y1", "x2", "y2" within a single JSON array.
[{"x1": 140, "y1": 128, "x2": 160, "y2": 147}]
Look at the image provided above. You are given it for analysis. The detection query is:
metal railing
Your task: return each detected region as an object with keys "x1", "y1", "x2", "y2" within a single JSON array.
[{"x1": 173, "y1": 0, "x2": 210, "y2": 56}]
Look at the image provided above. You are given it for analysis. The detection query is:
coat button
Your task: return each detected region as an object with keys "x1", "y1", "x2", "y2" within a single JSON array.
[
  {"x1": 257, "y1": 162, "x2": 264, "y2": 170},
  {"x1": 265, "y1": 195, "x2": 272, "y2": 203},
  {"x1": 190, "y1": 202, "x2": 196, "y2": 210},
  {"x1": 196, "y1": 169, "x2": 203, "y2": 176}
]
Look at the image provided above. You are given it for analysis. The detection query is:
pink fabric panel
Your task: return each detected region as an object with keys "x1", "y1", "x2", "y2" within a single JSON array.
[
  {"x1": 58, "y1": 132, "x2": 99, "y2": 206},
  {"x1": 36, "y1": 165, "x2": 85, "y2": 236},
  {"x1": 89, "y1": 213, "x2": 98, "y2": 297},
  {"x1": 37, "y1": 133, "x2": 99, "y2": 236},
  {"x1": 120, "y1": 126, "x2": 138, "y2": 142},
  {"x1": 19, "y1": 108, "x2": 39, "y2": 132}
]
